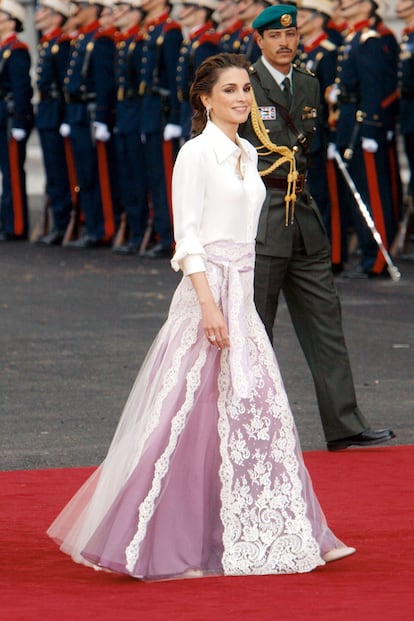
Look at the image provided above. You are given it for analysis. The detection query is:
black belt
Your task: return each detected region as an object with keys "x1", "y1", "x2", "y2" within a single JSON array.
[
  {"x1": 117, "y1": 88, "x2": 140, "y2": 102},
  {"x1": 263, "y1": 174, "x2": 305, "y2": 193},
  {"x1": 338, "y1": 93, "x2": 358, "y2": 104},
  {"x1": 39, "y1": 91, "x2": 61, "y2": 102},
  {"x1": 64, "y1": 92, "x2": 96, "y2": 104},
  {"x1": 401, "y1": 88, "x2": 414, "y2": 100}
]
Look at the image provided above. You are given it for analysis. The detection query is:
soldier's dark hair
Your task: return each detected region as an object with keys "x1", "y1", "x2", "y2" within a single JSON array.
[
  {"x1": 190, "y1": 53, "x2": 251, "y2": 136},
  {"x1": 15, "y1": 19, "x2": 24, "y2": 33}
]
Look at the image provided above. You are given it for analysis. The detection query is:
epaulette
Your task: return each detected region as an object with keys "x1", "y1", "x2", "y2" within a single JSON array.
[
  {"x1": 360, "y1": 29, "x2": 379, "y2": 44},
  {"x1": 320, "y1": 39, "x2": 336, "y2": 51},
  {"x1": 58, "y1": 33, "x2": 71, "y2": 43},
  {"x1": 293, "y1": 63, "x2": 315, "y2": 77},
  {"x1": 94, "y1": 27, "x2": 116, "y2": 40},
  {"x1": 9, "y1": 41, "x2": 29, "y2": 52},
  {"x1": 198, "y1": 31, "x2": 220, "y2": 46},
  {"x1": 163, "y1": 19, "x2": 181, "y2": 34}
]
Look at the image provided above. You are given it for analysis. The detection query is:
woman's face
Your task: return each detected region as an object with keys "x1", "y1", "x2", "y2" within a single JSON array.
[{"x1": 201, "y1": 67, "x2": 252, "y2": 132}]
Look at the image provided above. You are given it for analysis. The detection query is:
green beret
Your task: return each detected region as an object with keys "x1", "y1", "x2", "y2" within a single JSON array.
[{"x1": 252, "y1": 4, "x2": 297, "y2": 31}]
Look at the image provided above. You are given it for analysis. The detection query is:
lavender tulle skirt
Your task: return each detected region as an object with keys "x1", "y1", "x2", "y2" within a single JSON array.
[{"x1": 47, "y1": 241, "x2": 347, "y2": 580}]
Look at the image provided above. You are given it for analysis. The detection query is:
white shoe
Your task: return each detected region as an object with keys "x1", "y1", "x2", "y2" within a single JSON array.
[{"x1": 323, "y1": 546, "x2": 356, "y2": 563}]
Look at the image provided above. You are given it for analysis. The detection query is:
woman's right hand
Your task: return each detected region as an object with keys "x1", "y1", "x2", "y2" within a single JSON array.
[{"x1": 201, "y1": 301, "x2": 230, "y2": 350}]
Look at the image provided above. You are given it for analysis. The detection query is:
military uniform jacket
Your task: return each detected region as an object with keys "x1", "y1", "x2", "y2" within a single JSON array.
[
  {"x1": 63, "y1": 25, "x2": 117, "y2": 126},
  {"x1": 36, "y1": 28, "x2": 70, "y2": 130},
  {"x1": 334, "y1": 21, "x2": 398, "y2": 149},
  {"x1": 139, "y1": 11, "x2": 182, "y2": 134},
  {"x1": 238, "y1": 26, "x2": 260, "y2": 63},
  {"x1": 177, "y1": 21, "x2": 218, "y2": 103},
  {"x1": 115, "y1": 26, "x2": 143, "y2": 133},
  {"x1": 297, "y1": 33, "x2": 337, "y2": 153},
  {"x1": 0, "y1": 33, "x2": 33, "y2": 132},
  {"x1": 399, "y1": 26, "x2": 414, "y2": 134},
  {"x1": 218, "y1": 20, "x2": 244, "y2": 53},
  {"x1": 240, "y1": 59, "x2": 329, "y2": 257}
]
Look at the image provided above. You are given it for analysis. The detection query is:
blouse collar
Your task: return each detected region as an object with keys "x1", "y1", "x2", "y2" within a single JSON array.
[{"x1": 202, "y1": 121, "x2": 250, "y2": 165}]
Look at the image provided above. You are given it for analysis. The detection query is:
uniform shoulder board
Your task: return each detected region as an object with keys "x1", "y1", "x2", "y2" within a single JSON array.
[
  {"x1": 198, "y1": 31, "x2": 219, "y2": 46},
  {"x1": 94, "y1": 28, "x2": 115, "y2": 40},
  {"x1": 9, "y1": 41, "x2": 29, "y2": 52},
  {"x1": 293, "y1": 63, "x2": 315, "y2": 77},
  {"x1": 164, "y1": 19, "x2": 181, "y2": 33},
  {"x1": 360, "y1": 28, "x2": 380, "y2": 44},
  {"x1": 320, "y1": 39, "x2": 336, "y2": 51}
]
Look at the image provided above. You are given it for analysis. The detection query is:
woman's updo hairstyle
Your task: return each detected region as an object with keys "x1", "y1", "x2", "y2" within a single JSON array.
[{"x1": 190, "y1": 53, "x2": 251, "y2": 136}]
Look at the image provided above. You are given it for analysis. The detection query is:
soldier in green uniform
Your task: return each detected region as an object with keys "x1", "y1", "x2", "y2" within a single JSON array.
[{"x1": 240, "y1": 4, "x2": 395, "y2": 451}]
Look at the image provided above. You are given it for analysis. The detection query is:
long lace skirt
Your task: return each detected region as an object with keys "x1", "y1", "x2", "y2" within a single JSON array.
[{"x1": 47, "y1": 241, "x2": 345, "y2": 579}]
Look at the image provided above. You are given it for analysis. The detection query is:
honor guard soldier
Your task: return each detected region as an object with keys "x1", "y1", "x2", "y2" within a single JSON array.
[
  {"x1": 112, "y1": 0, "x2": 149, "y2": 255},
  {"x1": 138, "y1": 0, "x2": 183, "y2": 258},
  {"x1": 0, "y1": 0, "x2": 33, "y2": 242},
  {"x1": 296, "y1": 0, "x2": 338, "y2": 259},
  {"x1": 215, "y1": 0, "x2": 244, "y2": 52},
  {"x1": 326, "y1": 0, "x2": 347, "y2": 45},
  {"x1": 328, "y1": 0, "x2": 399, "y2": 277},
  {"x1": 397, "y1": 0, "x2": 414, "y2": 208},
  {"x1": 372, "y1": 1, "x2": 402, "y2": 227},
  {"x1": 236, "y1": 0, "x2": 271, "y2": 62},
  {"x1": 61, "y1": 0, "x2": 116, "y2": 248},
  {"x1": 240, "y1": 4, "x2": 395, "y2": 449},
  {"x1": 175, "y1": 0, "x2": 219, "y2": 140},
  {"x1": 34, "y1": 0, "x2": 73, "y2": 246}
]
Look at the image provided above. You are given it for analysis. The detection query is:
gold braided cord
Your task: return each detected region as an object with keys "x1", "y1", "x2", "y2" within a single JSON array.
[{"x1": 250, "y1": 89, "x2": 299, "y2": 225}]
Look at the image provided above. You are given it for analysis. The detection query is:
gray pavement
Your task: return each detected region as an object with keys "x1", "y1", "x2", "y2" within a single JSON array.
[{"x1": 1, "y1": 195, "x2": 413, "y2": 470}]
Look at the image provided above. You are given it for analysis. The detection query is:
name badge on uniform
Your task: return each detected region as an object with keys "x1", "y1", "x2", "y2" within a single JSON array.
[{"x1": 259, "y1": 106, "x2": 276, "y2": 121}]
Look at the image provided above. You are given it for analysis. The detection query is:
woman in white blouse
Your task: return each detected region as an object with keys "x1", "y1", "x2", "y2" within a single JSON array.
[{"x1": 48, "y1": 54, "x2": 355, "y2": 580}]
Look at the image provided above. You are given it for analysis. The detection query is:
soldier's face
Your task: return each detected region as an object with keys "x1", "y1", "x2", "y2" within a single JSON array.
[
  {"x1": 297, "y1": 9, "x2": 319, "y2": 36},
  {"x1": 396, "y1": 0, "x2": 414, "y2": 22},
  {"x1": 201, "y1": 67, "x2": 252, "y2": 131},
  {"x1": 0, "y1": 11, "x2": 14, "y2": 36},
  {"x1": 257, "y1": 28, "x2": 300, "y2": 74},
  {"x1": 35, "y1": 7, "x2": 55, "y2": 32}
]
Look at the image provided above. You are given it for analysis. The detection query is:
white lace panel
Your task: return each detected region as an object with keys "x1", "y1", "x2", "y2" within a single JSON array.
[{"x1": 124, "y1": 242, "x2": 323, "y2": 575}]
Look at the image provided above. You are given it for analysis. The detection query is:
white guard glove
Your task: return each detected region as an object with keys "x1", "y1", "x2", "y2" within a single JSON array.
[
  {"x1": 59, "y1": 123, "x2": 71, "y2": 137},
  {"x1": 386, "y1": 131, "x2": 394, "y2": 141},
  {"x1": 327, "y1": 84, "x2": 339, "y2": 104},
  {"x1": 361, "y1": 137, "x2": 378, "y2": 153},
  {"x1": 163, "y1": 123, "x2": 182, "y2": 141},
  {"x1": 11, "y1": 128, "x2": 26, "y2": 141},
  {"x1": 94, "y1": 122, "x2": 111, "y2": 142},
  {"x1": 327, "y1": 143, "x2": 337, "y2": 160}
]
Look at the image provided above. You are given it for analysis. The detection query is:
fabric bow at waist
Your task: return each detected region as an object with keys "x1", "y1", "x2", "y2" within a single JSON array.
[{"x1": 205, "y1": 241, "x2": 255, "y2": 400}]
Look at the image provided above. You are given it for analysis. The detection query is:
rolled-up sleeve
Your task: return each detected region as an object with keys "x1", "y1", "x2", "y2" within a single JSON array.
[{"x1": 170, "y1": 140, "x2": 207, "y2": 275}]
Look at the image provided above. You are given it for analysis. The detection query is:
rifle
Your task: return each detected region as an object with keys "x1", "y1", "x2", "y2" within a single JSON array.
[
  {"x1": 30, "y1": 192, "x2": 51, "y2": 242},
  {"x1": 62, "y1": 137, "x2": 81, "y2": 245},
  {"x1": 390, "y1": 193, "x2": 414, "y2": 257},
  {"x1": 112, "y1": 212, "x2": 128, "y2": 248},
  {"x1": 333, "y1": 149, "x2": 401, "y2": 282}
]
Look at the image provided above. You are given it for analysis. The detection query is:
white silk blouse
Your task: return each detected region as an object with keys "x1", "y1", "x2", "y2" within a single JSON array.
[{"x1": 170, "y1": 121, "x2": 266, "y2": 275}]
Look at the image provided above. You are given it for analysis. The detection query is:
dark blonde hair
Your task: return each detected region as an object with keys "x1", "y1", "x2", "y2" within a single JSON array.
[{"x1": 190, "y1": 53, "x2": 251, "y2": 136}]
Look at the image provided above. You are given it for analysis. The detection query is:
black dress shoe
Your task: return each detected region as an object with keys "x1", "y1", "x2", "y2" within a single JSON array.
[
  {"x1": 341, "y1": 267, "x2": 389, "y2": 280},
  {"x1": 145, "y1": 243, "x2": 173, "y2": 259},
  {"x1": 113, "y1": 241, "x2": 141, "y2": 256},
  {"x1": 331, "y1": 263, "x2": 344, "y2": 276},
  {"x1": 65, "y1": 235, "x2": 107, "y2": 249},
  {"x1": 341, "y1": 268, "x2": 369, "y2": 280},
  {"x1": 327, "y1": 428, "x2": 396, "y2": 451},
  {"x1": 35, "y1": 230, "x2": 64, "y2": 246},
  {"x1": 0, "y1": 231, "x2": 27, "y2": 242}
]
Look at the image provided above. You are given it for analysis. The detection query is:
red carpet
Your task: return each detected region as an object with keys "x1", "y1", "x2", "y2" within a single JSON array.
[{"x1": 1, "y1": 446, "x2": 413, "y2": 621}]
